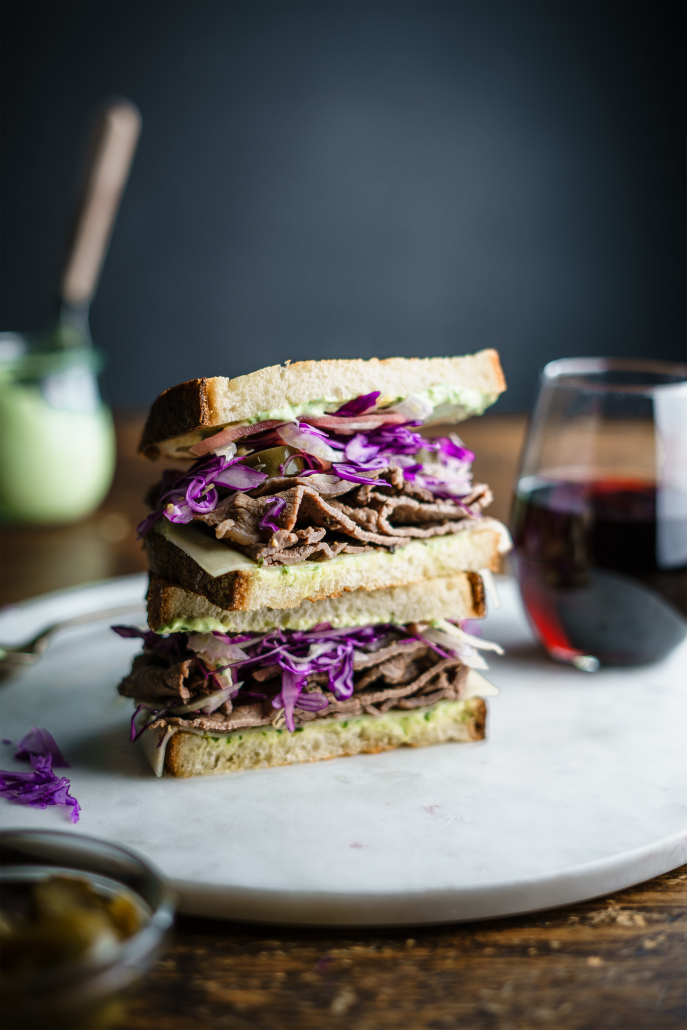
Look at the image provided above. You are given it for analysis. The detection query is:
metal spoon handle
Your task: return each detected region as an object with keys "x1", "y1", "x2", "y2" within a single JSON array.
[
  {"x1": 0, "y1": 602, "x2": 145, "y2": 666},
  {"x1": 60, "y1": 100, "x2": 142, "y2": 333}
]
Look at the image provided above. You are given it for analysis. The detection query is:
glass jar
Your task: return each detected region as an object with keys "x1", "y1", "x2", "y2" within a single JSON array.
[{"x1": 0, "y1": 332, "x2": 115, "y2": 523}]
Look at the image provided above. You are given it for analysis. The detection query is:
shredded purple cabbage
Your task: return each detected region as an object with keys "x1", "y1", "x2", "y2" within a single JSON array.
[
  {"x1": 438, "y1": 437, "x2": 475, "y2": 464},
  {"x1": 334, "y1": 391, "x2": 381, "y2": 416},
  {"x1": 114, "y1": 621, "x2": 418, "y2": 735},
  {"x1": 137, "y1": 393, "x2": 478, "y2": 537},
  {"x1": 327, "y1": 463, "x2": 384, "y2": 486},
  {"x1": 258, "y1": 496, "x2": 287, "y2": 533},
  {"x1": 137, "y1": 454, "x2": 267, "y2": 538},
  {"x1": 227, "y1": 623, "x2": 405, "y2": 731},
  {"x1": 281, "y1": 452, "x2": 323, "y2": 475},
  {"x1": 129, "y1": 702, "x2": 166, "y2": 742},
  {"x1": 112, "y1": 624, "x2": 192, "y2": 664},
  {"x1": 0, "y1": 753, "x2": 80, "y2": 823},
  {"x1": 15, "y1": 727, "x2": 70, "y2": 768},
  {"x1": 274, "y1": 690, "x2": 329, "y2": 712},
  {"x1": 299, "y1": 416, "x2": 475, "y2": 500}
]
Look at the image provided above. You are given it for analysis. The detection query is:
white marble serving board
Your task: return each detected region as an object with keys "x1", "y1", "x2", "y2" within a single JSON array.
[{"x1": 1, "y1": 574, "x2": 685, "y2": 925}]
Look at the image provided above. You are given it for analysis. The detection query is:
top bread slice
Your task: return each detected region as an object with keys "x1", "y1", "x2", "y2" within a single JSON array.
[{"x1": 139, "y1": 350, "x2": 506, "y2": 459}]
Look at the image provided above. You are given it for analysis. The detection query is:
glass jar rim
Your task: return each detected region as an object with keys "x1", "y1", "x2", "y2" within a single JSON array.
[{"x1": 541, "y1": 357, "x2": 687, "y2": 395}]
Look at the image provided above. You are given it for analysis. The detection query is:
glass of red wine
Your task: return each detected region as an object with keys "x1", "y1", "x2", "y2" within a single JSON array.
[{"x1": 511, "y1": 358, "x2": 687, "y2": 670}]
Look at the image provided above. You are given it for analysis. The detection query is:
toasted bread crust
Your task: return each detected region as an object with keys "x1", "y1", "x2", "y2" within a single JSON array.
[
  {"x1": 467, "y1": 570, "x2": 485, "y2": 616},
  {"x1": 145, "y1": 575, "x2": 184, "y2": 630},
  {"x1": 143, "y1": 531, "x2": 251, "y2": 609},
  {"x1": 139, "y1": 378, "x2": 213, "y2": 459}
]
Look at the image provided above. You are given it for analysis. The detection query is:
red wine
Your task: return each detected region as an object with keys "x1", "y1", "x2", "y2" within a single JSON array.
[{"x1": 511, "y1": 477, "x2": 687, "y2": 666}]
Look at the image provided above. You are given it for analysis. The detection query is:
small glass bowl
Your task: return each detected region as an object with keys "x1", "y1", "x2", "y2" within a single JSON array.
[{"x1": 0, "y1": 829, "x2": 175, "y2": 1030}]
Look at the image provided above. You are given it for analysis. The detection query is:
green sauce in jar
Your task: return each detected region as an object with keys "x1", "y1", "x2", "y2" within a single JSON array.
[{"x1": 0, "y1": 335, "x2": 115, "y2": 523}]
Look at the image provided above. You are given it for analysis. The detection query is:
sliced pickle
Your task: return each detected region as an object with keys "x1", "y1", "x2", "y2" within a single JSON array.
[
  {"x1": 0, "y1": 874, "x2": 144, "y2": 974},
  {"x1": 239, "y1": 445, "x2": 303, "y2": 478}
]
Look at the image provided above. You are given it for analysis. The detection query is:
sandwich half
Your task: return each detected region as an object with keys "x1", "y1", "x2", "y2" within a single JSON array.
[{"x1": 114, "y1": 351, "x2": 510, "y2": 776}]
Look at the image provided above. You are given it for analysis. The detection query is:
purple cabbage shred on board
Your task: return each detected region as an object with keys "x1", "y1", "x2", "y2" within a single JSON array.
[
  {"x1": 15, "y1": 727, "x2": 70, "y2": 767},
  {"x1": 0, "y1": 753, "x2": 80, "y2": 823}
]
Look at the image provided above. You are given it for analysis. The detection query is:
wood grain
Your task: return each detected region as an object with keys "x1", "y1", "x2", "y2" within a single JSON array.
[
  {"x1": 2, "y1": 411, "x2": 684, "y2": 1028},
  {"x1": 118, "y1": 867, "x2": 687, "y2": 1030}
]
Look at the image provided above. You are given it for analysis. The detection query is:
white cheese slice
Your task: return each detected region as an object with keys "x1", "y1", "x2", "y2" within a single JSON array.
[
  {"x1": 158, "y1": 520, "x2": 258, "y2": 577},
  {"x1": 463, "y1": 669, "x2": 499, "y2": 697}
]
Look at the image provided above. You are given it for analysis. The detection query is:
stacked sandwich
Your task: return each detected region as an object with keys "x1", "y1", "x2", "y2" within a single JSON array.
[{"x1": 115, "y1": 351, "x2": 511, "y2": 777}]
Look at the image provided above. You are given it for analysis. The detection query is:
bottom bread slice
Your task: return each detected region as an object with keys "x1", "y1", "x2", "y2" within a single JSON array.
[{"x1": 161, "y1": 697, "x2": 486, "y2": 777}]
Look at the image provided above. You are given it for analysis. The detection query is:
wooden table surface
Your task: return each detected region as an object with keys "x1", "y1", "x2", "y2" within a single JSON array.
[{"x1": 1, "y1": 412, "x2": 685, "y2": 1029}]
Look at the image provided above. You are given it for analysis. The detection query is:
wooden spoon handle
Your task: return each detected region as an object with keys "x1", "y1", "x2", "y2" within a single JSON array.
[{"x1": 61, "y1": 100, "x2": 142, "y2": 307}]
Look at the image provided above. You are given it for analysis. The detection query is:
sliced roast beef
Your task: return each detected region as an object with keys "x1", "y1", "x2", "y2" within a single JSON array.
[
  {"x1": 148, "y1": 700, "x2": 273, "y2": 734},
  {"x1": 243, "y1": 538, "x2": 348, "y2": 565},
  {"x1": 351, "y1": 638, "x2": 428, "y2": 670},
  {"x1": 137, "y1": 640, "x2": 470, "y2": 736},
  {"x1": 248, "y1": 474, "x2": 356, "y2": 499},
  {"x1": 146, "y1": 456, "x2": 489, "y2": 566},
  {"x1": 117, "y1": 654, "x2": 196, "y2": 701},
  {"x1": 292, "y1": 655, "x2": 465, "y2": 719},
  {"x1": 203, "y1": 492, "x2": 267, "y2": 545}
]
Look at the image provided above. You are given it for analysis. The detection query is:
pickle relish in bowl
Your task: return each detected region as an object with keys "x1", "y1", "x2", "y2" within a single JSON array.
[{"x1": 0, "y1": 831, "x2": 174, "y2": 1030}]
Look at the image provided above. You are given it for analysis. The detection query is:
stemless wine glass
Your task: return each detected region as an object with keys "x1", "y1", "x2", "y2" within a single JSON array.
[{"x1": 511, "y1": 358, "x2": 687, "y2": 669}]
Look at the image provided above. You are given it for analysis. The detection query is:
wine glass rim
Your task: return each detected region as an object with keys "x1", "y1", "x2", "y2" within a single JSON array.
[{"x1": 542, "y1": 357, "x2": 687, "y2": 394}]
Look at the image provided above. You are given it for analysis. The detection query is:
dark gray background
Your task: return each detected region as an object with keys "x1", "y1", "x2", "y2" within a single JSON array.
[{"x1": 1, "y1": 1, "x2": 684, "y2": 411}]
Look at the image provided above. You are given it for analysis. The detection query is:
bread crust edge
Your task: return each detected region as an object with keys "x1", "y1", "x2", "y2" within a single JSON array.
[{"x1": 139, "y1": 377, "x2": 214, "y2": 459}]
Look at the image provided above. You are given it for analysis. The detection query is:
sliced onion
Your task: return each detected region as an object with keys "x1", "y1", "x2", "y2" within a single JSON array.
[
  {"x1": 168, "y1": 684, "x2": 242, "y2": 716},
  {"x1": 188, "y1": 633, "x2": 249, "y2": 665},
  {"x1": 301, "y1": 413, "x2": 407, "y2": 433},
  {"x1": 390, "y1": 394, "x2": 434, "y2": 421},
  {"x1": 190, "y1": 420, "x2": 290, "y2": 456},
  {"x1": 214, "y1": 463, "x2": 267, "y2": 489},
  {"x1": 277, "y1": 422, "x2": 342, "y2": 463}
]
